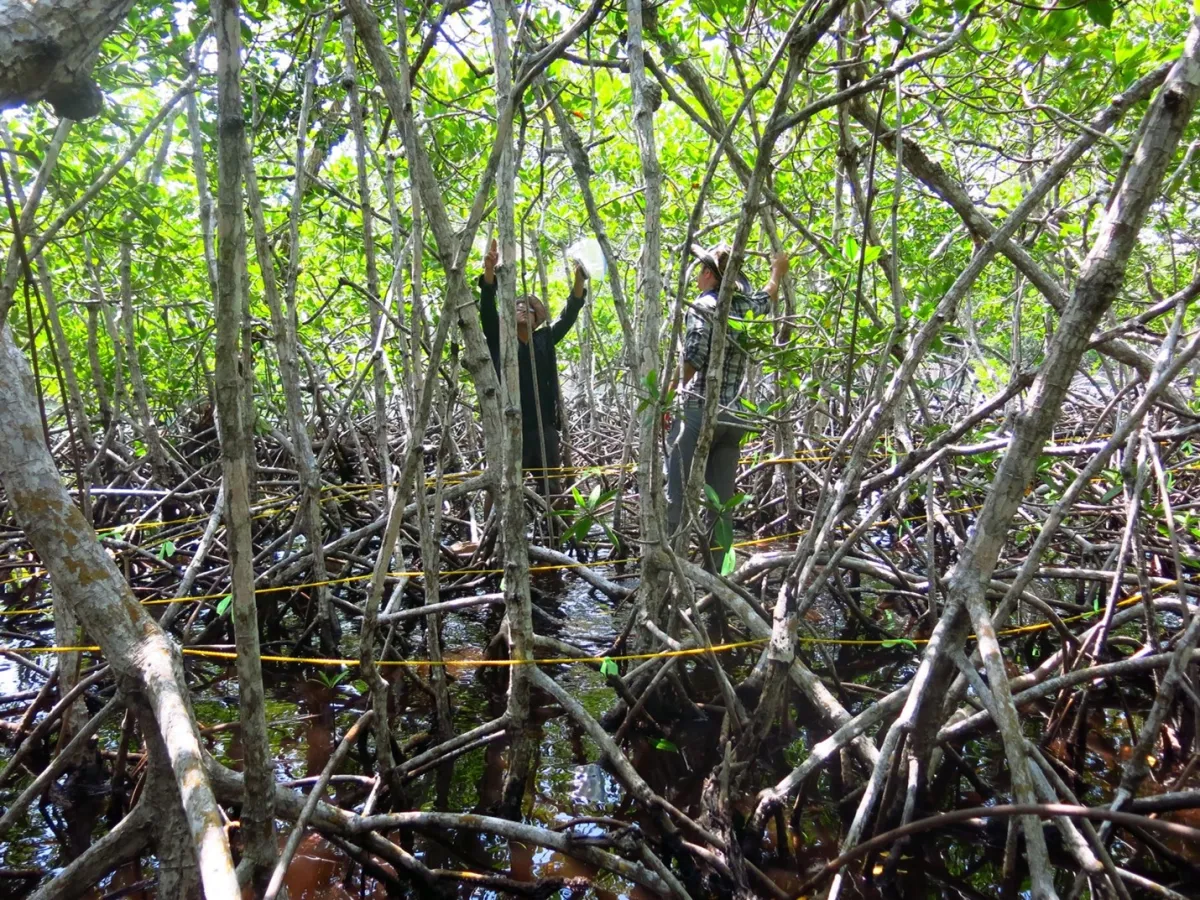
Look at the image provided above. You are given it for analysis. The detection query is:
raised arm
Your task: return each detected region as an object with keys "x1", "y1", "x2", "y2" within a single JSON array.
[
  {"x1": 549, "y1": 263, "x2": 588, "y2": 345},
  {"x1": 763, "y1": 251, "x2": 789, "y2": 303},
  {"x1": 739, "y1": 251, "x2": 791, "y2": 318},
  {"x1": 479, "y1": 238, "x2": 500, "y2": 350}
]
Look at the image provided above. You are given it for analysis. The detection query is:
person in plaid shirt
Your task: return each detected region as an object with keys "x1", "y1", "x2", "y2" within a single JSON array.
[{"x1": 666, "y1": 243, "x2": 789, "y2": 562}]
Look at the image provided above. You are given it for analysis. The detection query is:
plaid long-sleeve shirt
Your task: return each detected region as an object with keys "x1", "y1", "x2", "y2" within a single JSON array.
[{"x1": 681, "y1": 288, "x2": 771, "y2": 407}]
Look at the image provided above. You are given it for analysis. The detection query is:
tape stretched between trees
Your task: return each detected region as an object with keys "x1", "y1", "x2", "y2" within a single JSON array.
[{"x1": 3, "y1": 581, "x2": 1182, "y2": 667}]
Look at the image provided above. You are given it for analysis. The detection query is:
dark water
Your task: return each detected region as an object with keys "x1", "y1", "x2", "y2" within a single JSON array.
[{"x1": 0, "y1": 573, "x2": 649, "y2": 897}]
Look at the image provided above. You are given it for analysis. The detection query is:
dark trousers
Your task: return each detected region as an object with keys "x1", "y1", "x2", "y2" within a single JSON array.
[
  {"x1": 666, "y1": 401, "x2": 744, "y2": 563},
  {"x1": 522, "y1": 425, "x2": 562, "y2": 498}
]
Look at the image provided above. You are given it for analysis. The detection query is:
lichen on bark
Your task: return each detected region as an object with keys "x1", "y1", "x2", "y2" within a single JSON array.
[{"x1": 0, "y1": 0, "x2": 138, "y2": 118}]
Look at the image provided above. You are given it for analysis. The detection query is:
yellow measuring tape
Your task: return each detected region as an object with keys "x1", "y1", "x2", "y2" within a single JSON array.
[
  {"x1": 2, "y1": 501, "x2": 991, "y2": 616},
  {"x1": 11, "y1": 637, "x2": 768, "y2": 667},
  {"x1": 3, "y1": 431, "x2": 1090, "y2": 542},
  {"x1": 0, "y1": 502, "x2": 1065, "y2": 618},
  {"x1": 3, "y1": 583, "x2": 1177, "y2": 667},
  {"x1": 0, "y1": 556, "x2": 640, "y2": 616},
  {"x1": 0, "y1": 428, "x2": 1146, "y2": 553}
]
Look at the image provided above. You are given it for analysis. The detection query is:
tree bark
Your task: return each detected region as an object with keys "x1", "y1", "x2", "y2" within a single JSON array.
[
  {"x1": 624, "y1": 0, "x2": 670, "y2": 638},
  {"x1": 0, "y1": 117, "x2": 92, "y2": 750},
  {"x1": 0, "y1": 0, "x2": 137, "y2": 118},
  {"x1": 661, "y1": 0, "x2": 845, "y2": 755},
  {"x1": 120, "y1": 241, "x2": 174, "y2": 484},
  {"x1": 754, "y1": 35, "x2": 1167, "y2": 778},
  {"x1": 211, "y1": 0, "x2": 278, "y2": 881},
  {"x1": 540, "y1": 81, "x2": 636, "y2": 357},
  {"x1": 0, "y1": 324, "x2": 238, "y2": 896},
  {"x1": 488, "y1": 0, "x2": 537, "y2": 817},
  {"x1": 340, "y1": 14, "x2": 392, "y2": 505},
  {"x1": 28, "y1": 786, "x2": 152, "y2": 900},
  {"x1": 344, "y1": 0, "x2": 475, "y2": 798}
]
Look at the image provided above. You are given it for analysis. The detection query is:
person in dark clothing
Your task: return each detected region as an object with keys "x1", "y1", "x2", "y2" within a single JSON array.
[{"x1": 479, "y1": 238, "x2": 587, "y2": 497}]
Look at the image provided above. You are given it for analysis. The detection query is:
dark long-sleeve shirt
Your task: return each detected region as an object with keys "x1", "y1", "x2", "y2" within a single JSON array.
[{"x1": 478, "y1": 275, "x2": 585, "y2": 432}]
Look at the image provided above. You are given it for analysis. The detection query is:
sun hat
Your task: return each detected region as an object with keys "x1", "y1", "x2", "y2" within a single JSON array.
[
  {"x1": 516, "y1": 294, "x2": 548, "y2": 326},
  {"x1": 690, "y1": 243, "x2": 751, "y2": 292},
  {"x1": 689, "y1": 242, "x2": 730, "y2": 277}
]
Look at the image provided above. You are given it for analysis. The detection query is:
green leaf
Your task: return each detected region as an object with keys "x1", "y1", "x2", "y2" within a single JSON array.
[
  {"x1": 159, "y1": 539, "x2": 176, "y2": 559},
  {"x1": 563, "y1": 521, "x2": 590, "y2": 544},
  {"x1": 720, "y1": 545, "x2": 737, "y2": 576},
  {"x1": 653, "y1": 738, "x2": 678, "y2": 752},
  {"x1": 588, "y1": 484, "x2": 601, "y2": 508},
  {"x1": 714, "y1": 518, "x2": 733, "y2": 550},
  {"x1": 642, "y1": 369, "x2": 660, "y2": 402},
  {"x1": 703, "y1": 484, "x2": 721, "y2": 508},
  {"x1": 1083, "y1": 0, "x2": 1113, "y2": 27},
  {"x1": 599, "y1": 657, "x2": 618, "y2": 676},
  {"x1": 881, "y1": 638, "x2": 917, "y2": 651},
  {"x1": 217, "y1": 594, "x2": 232, "y2": 617}
]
